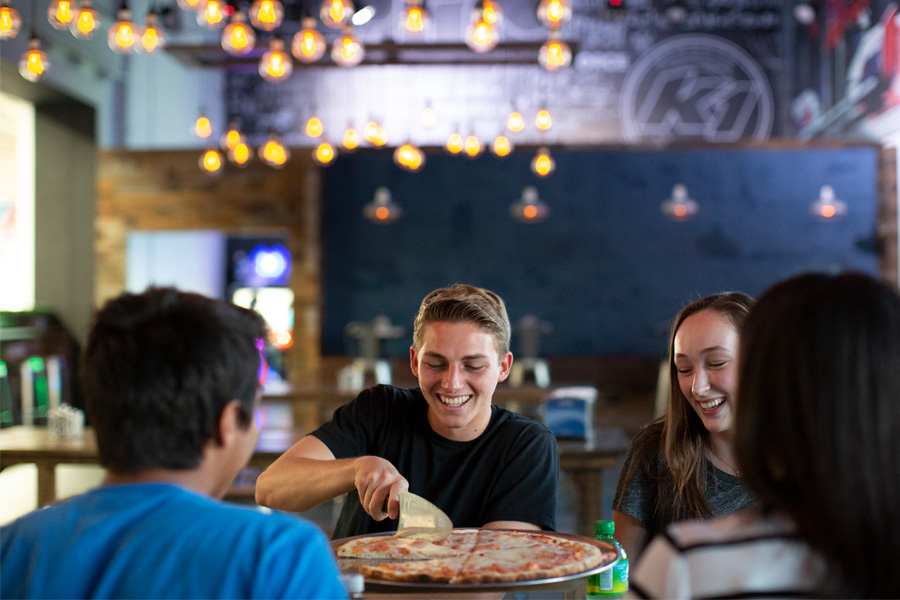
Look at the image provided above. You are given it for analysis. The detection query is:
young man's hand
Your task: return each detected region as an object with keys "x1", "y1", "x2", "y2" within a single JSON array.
[{"x1": 354, "y1": 456, "x2": 409, "y2": 521}]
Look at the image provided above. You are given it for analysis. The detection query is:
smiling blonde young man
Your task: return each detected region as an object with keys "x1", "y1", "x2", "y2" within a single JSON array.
[{"x1": 255, "y1": 284, "x2": 559, "y2": 538}]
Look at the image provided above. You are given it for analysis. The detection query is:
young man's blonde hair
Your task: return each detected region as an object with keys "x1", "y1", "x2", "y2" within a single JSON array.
[{"x1": 412, "y1": 284, "x2": 511, "y2": 357}]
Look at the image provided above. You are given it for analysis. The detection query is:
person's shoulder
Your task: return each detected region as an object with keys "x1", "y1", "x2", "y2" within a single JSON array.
[
  {"x1": 491, "y1": 406, "x2": 556, "y2": 440},
  {"x1": 664, "y1": 509, "x2": 791, "y2": 550}
]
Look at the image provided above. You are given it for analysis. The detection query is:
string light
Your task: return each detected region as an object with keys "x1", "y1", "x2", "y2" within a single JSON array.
[
  {"x1": 259, "y1": 37, "x2": 292, "y2": 83},
  {"x1": 197, "y1": 0, "x2": 227, "y2": 29},
  {"x1": 259, "y1": 133, "x2": 290, "y2": 168},
  {"x1": 48, "y1": 0, "x2": 76, "y2": 30},
  {"x1": 140, "y1": 8, "x2": 165, "y2": 54},
  {"x1": 305, "y1": 116, "x2": 324, "y2": 138},
  {"x1": 0, "y1": 1, "x2": 22, "y2": 40},
  {"x1": 491, "y1": 134, "x2": 512, "y2": 157},
  {"x1": 19, "y1": 35, "x2": 49, "y2": 82},
  {"x1": 507, "y1": 110, "x2": 525, "y2": 133},
  {"x1": 445, "y1": 131, "x2": 464, "y2": 154},
  {"x1": 320, "y1": 0, "x2": 354, "y2": 28},
  {"x1": 363, "y1": 120, "x2": 387, "y2": 146},
  {"x1": 108, "y1": 6, "x2": 137, "y2": 54},
  {"x1": 193, "y1": 111, "x2": 213, "y2": 139},
  {"x1": 400, "y1": 0, "x2": 429, "y2": 34},
  {"x1": 465, "y1": 18, "x2": 497, "y2": 53},
  {"x1": 71, "y1": 0, "x2": 99, "y2": 39},
  {"x1": 222, "y1": 10, "x2": 255, "y2": 56},
  {"x1": 250, "y1": 0, "x2": 284, "y2": 31},
  {"x1": 176, "y1": 0, "x2": 202, "y2": 10},
  {"x1": 393, "y1": 142, "x2": 425, "y2": 172},
  {"x1": 342, "y1": 124, "x2": 360, "y2": 150},
  {"x1": 220, "y1": 122, "x2": 244, "y2": 151},
  {"x1": 474, "y1": 0, "x2": 502, "y2": 26},
  {"x1": 531, "y1": 147, "x2": 555, "y2": 177},
  {"x1": 332, "y1": 26, "x2": 364, "y2": 67},
  {"x1": 420, "y1": 103, "x2": 437, "y2": 128},
  {"x1": 537, "y1": 0, "x2": 572, "y2": 29},
  {"x1": 229, "y1": 141, "x2": 252, "y2": 166},
  {"x1": 313, "y1": 141, "x2": 337, "y2": 165},
  {"x1": 464, "y1": 134, "x2": 483, "y2": 158},
  {"x1": 535, "y1": 108, "x2": 553, "y2": 131},
  {"x1": 539, "y1": 32, "x2": 572, "y2": 71},
  {"x1": 199, "y1": 147, "x2": 224, "y2": 174},
  {"x1": 292, "y1": 17, "x2": 326, "y2": 63}
]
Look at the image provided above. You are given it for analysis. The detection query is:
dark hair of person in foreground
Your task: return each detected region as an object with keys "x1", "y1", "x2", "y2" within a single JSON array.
[
  {"x1": 735, "y1": 272, "x2": 900, "y2": 598},
  {"x1": 81, "y1": 287, "x2": 266, "y2": 472}
]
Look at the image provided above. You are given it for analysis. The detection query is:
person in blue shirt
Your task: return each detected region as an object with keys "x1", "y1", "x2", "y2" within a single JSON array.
[{"x1": 1, "y1": 287, "x2": 347, "y2": 600}]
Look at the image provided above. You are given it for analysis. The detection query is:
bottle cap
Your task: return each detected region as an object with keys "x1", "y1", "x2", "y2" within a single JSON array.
[{"x1": 595, "y1": 519, "x2": 615, "y2": 536}]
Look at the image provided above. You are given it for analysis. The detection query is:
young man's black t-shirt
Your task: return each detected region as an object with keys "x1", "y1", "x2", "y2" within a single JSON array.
[{"x1": 311, "y1": 385, "x2": 559, "y2": 539}]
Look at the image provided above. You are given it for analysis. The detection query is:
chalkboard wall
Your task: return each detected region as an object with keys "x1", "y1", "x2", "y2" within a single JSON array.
[{"x1": 321, "y1": 146, "x2": 879, "y2": 357}]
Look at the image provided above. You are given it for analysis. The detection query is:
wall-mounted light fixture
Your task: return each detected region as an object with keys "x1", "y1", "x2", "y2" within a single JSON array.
[
  {"x1": 810, "y1": 185, "x2": 846, "y2": 220},
  {"x1": 511, "y1": 186, "x2": 549, "y2": 223},
  {"x1": 661, "y1": 183, "x2": 698, "y2": 220},
  {"x1": 364, "y1": 187, "x2": 402, "y2": 224}
]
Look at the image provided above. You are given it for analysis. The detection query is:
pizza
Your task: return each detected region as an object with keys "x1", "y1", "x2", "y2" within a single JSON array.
[{"x1": 336, "y1": 528, "x2": 614, "y2": 584}]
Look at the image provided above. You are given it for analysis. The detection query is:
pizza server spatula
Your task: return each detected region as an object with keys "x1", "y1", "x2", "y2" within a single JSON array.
[{"x1": 395, "y1": 491, "x2": 453, "y2": 541}]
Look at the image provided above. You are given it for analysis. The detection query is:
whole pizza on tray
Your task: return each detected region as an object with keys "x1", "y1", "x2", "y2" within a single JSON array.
[{"x1": 336, "y1": 528, "x2": 615, "y2": 584}]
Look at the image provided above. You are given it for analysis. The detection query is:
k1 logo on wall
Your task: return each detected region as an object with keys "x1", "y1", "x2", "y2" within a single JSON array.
[{"x1": 619, "y1": 34, "x2": 775, "y2": 143}]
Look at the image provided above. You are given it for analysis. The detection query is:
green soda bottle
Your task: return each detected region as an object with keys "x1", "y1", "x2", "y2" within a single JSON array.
[{"x1": 586, "y1": 520, "x2": 628, "y2": 598}]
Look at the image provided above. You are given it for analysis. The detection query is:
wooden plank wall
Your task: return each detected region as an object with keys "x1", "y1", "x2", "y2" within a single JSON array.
[{"x1": 95, "y1": 150, "x2": 322, "y2": 384}]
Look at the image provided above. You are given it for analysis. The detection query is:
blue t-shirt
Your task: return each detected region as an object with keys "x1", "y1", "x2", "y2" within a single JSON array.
[{"x1": 1, "y1": 483, "x2": 348, "y2": 599}]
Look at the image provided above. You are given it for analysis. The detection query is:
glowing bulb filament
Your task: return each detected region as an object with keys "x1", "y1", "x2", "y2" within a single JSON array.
[
  {"x1": 257, "y1": 1, "x2": 276, "y2": 26},
  {"x1": 26, "y1": 52, "x2": 45, "y2": 76},
  {"x1": 53, "y1": 1, "x2": 75, "y2": 26},
  {"x1": 535, "y1": 109, "x2": 552, "y2": 130},
  {"x1": 329, "y1": 1, "x2": 345, "y2": 23},
  {"x1": 195, "y1": 117, "x2": 212, "y2": 139},
  {"x1": 404, "y1": 7, "x2": 425, "y2": 32},
  {"x1": 306, "y1": 117, "x2": 324, "y2": 138},
  {"x1": 75, "y1": 11, "x2": 97, "y2": 36},
  {"x1": 115, "y1": 24, "x2": 135, "y2": 48},
  {"x1": 472, "y1": 22, "x2": 492, "y2": 45},
  {"x1": 342, "y1": 128, "x2": 359, "y2": 149},
  {"x1": 446, "y1": 133, "x2": 464, "y2": 154}
]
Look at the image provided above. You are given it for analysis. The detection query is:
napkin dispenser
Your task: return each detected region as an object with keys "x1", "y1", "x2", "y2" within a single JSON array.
[{"x1": 543, "y1": 386, "x2": 597, "y2": 442}]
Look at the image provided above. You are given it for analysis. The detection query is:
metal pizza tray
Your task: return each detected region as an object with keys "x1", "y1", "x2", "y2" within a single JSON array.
[{"x1": 330, "y1": 528, "x2": 620, "y2": 592}]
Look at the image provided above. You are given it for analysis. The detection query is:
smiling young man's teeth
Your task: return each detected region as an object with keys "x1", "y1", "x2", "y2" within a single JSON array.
[
  {"x1": 439, "y1": 395, "x2": 471, "y2": 407},
  {"x1": 698, "y1": 398, "x2": 724, "y2": 410}
]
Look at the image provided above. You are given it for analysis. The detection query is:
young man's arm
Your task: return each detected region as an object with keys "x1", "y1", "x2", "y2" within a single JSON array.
[{"x1": 255, "y1": 436, "x2": 409, "y2": 520}]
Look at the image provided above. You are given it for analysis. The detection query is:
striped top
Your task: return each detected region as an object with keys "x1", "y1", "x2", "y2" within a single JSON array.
[{"x1": 629, "y1": 510, "x2": 828, "y2": 599}]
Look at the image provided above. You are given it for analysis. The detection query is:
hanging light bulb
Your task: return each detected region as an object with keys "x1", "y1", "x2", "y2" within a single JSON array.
[
  {"x1": 320, "y1": 0, "x2": 354, "y2": 28},
  {"x1": 193, "y1": 111, "x2": 213, "y2": 139},
  {"x1": 507, "y1": 109, "x2": 525, "y2": 133},
  {"x1": 229, "y1": 141, "x2": 252, "y2": 167},
  {"x1": 464, "y1": 134, "x2": 483, "y2": 158},
  {"x1": 400, "y1": 0, "x2": 429, "y2": 34},
  {"x1": 197, "y1": 0, "x2": 227, "y2": 29},
  {"x1": 0, "y1": 0, "x2": 22, "y2": 40},
  {"x1": 222, "y1": 10, "x2": 255, "y2": 55},
  {"x1": 535, "y1": 108, "x2": 553, "y2": 131},
  {"x1": 445, "y1": 130, "x2": 463, "y2": 154},
  {"x1": 199, "y1": 147, "x2": 224, "y2": 174},
  {"x1": 259, "y1": 38, "x2": 292, "y2": 83},
  {"x1": 332, "y1": 27, "x2": 364, "y2": 67},
  {"x1": 313, "y1": 141, "x2": 337, "y2": 165},
  {"x1": 531, "y1": 147, "x2": 555, "y2": 177},
  {"x1": 537, "y1": 0, "x2": 572, "y2": 29},
  {"x1": 539, "y1": 32, "x2": 572, "y2": 71},
  {"x1": 491, "y1": 134, "x2": 512, "y2": 157},
  {"x1": 342, "y1": 124, "x2": 360, "y2": 150},
  {"x1": 48, "y1": 0, "x2": 77, "y2": 30},
  {"x1": 420, "y1": 103, "x2": 437, "y2": 128},
  {"x1": 364, "y1": 187, "x2": 402, "y2": 224},
  {"x1": 363, "y1": 120, "x2": 387, "y2": 146},
  {"x1": 393, "y1": 142, "x2": 425, "y2": 172},
  {"x1": 305, "y1": 116, "x2": 324, "y2": 138},
  {"x1": 140, "y1": 9, "x2": 165, "y2": 53},
  {"x1": 511, "y1": 186, "x2": 549, "y2": 223},
  {"x1": 176, "y1": 0, "x2": 202, "y2": 10},
  {"x1": 465, "y1": 18, "x2": 497, "y2": 53},
  {"x1": 810, "y1": 185, "x2": 847, "y2": 220},
  {"x1": 220, "y1": 122, "x2": 244, "y2": 151},
  {"x1": 260, "y1": 133, "x2": 290, "y2": 168},
  {"x1": 108, "y1": 6, "x2": 137, "y2": 54},
  {"x1": 250, "y1": 0, "x2": 283, "y2": 31},
  {"x1": 474, "y1": 0, "x2": 502, "y2": 26},
  {"x1": 661, "y1": 184, "x2": 698, "y2": 220},
  {"x1": 19, "y1": 36, "x2": 49, "y2": 82},
  {"x1": 292, "y1": 17, "x2": 326, "y2": 63},
  {"x1": 70, "y1": 0, "x2": 99, "y2": 39}
]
